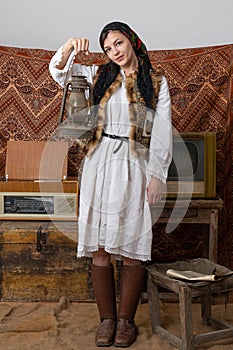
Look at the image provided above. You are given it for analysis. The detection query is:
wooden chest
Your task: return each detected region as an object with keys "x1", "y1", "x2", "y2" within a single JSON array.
[{"x1": 0, "y1": 221, "x2": 93, "y2": 301}]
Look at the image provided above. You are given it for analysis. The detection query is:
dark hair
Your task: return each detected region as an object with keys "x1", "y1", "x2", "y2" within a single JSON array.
[
  {"x1": 99, "y1": 22, "x2": 133, "y2": 51},
  {"x1": 94, "y1": 21, "x2": 154, "y2": 109}
]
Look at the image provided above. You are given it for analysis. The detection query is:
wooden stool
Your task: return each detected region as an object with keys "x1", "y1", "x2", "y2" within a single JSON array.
[{"x1": 147, "y1": 258, "x2": 233, "y2": 350}]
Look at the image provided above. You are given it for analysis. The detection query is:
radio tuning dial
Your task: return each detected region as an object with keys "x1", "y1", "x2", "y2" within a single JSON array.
[{"x1": 10, "y1": 204, "x2": 17, "y2": 212}]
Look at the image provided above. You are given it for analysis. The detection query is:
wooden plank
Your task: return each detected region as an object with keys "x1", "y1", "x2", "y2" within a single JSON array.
[
  {"x1": 200, "y1": 294, "x2": 212, "y2": 325},
  {"x1": 5, "y1": 140, "x2": 68, "y2": 181},
  {"x1": 0, "y1": 180, "x2": 78, "y2": 193},
  {"x1": 209, "y1": 209, "x2": 218, "y2": 262},
  {"x1": 179, "y1": 285, "x2": 193, "y2": 350},
  {"x1": 147, "y1": 273, "x2": 161, "y2": 333},
  {"x1": 194, "y1": 328, "x2": 233, "y2": 345},
  {"x1": 155, "y1": 326, "x2": 182, "y2": 349},
  {"x1": 1, "y1": 270, "x2": 91, "y2": 302},
  {"x1": 209, "y1": 316, "x2": 233, "y2": 329},
  {"x1": 151, "y1": 198, "x2": 224, "y2": 210}
]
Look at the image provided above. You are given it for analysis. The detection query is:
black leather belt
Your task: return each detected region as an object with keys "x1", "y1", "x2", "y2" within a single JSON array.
[
  {"x1": 102, "y1": 132, "x2": 129, "y2": 141},
  {"x1": 102, "y1": 132, "x2": 129, "y2": 154}
]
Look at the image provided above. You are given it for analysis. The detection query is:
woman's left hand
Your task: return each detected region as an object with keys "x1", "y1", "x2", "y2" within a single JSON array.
[{"x1": 146, "y1": 177, "x2": 164, "y2": 204}]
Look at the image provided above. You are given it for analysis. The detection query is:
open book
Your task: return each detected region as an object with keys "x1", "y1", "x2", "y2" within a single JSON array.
[{"x1": 166, "y1": 269, "x2": 233, "y2": 282}]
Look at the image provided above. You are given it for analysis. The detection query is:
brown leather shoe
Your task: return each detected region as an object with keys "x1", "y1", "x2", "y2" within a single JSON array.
[
  {"x1": 114, "y1": 318, "x2": 137, "y2": 347},
  {"x1": 95, "y1": 318, "x2": 116, "y2": 347}
]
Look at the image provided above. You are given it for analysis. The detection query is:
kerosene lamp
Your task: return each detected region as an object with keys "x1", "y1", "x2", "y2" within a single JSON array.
[{"x1": 58, "y1": 72, "x2": 94, "y2": 139}]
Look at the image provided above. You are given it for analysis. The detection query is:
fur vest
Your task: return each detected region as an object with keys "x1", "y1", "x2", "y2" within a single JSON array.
[{"x1": 77, "y1": 67, "x2": 164, "y2": 158}]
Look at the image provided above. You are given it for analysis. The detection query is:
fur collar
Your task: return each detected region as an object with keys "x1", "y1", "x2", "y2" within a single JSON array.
[{"x1": 77, "y1": 68, "x2": 163, "y2": 157}]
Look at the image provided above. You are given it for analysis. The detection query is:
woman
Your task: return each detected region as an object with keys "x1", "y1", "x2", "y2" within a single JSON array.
[{"x1": 49, "y1": 21, "x2": 172, "y2": 348}]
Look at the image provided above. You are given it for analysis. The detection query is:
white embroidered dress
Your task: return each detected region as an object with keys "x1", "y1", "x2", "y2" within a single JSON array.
[{"x1": 49, "y1": 47, "x2": 172, "y2": 261}]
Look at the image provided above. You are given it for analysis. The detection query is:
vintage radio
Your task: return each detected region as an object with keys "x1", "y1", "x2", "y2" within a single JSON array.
[{"x1": 0, "y1": 140, "x2": 78, "y2": 220}]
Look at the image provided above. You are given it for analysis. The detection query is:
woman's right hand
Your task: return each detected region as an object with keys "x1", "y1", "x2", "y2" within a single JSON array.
[
  {"x1": 55, "y1": 37, "x2": 90, "y2": 70},
  {"x1": 63, "y1": 37, "x2": 90, "y2": 56}
]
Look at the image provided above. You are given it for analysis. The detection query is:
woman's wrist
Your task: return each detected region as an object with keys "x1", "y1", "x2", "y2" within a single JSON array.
[
  {"x1": 63, "y1": 39, "x2": 75, "y2": 55},
  {"x1": 55, "y1": 41, "x2": 74, "y2": 70}
]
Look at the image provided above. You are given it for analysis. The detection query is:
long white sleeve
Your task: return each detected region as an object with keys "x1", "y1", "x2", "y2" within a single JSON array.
[
  {"x1": 147, "y1": 76, "x2": 172, "y2": 183},
  {"x1": 49, "y1": 45, "x2": 98, "y2": 87}
]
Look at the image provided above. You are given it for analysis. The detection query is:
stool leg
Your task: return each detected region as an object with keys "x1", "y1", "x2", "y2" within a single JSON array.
[
  {"x1": 147, "y1": 273, "x2": 161, "y2": 333},
  {"x1": 179, "y1": 285, "x2": 194, "y2": 350},
  {"x1": 201, "y1": 294, "x2": 211, "y2": 325}
]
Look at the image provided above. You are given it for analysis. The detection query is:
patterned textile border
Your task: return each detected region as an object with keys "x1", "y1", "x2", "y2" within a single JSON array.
[{"x1": 0, "y1": 44, "x2": 232, "y2": 268}]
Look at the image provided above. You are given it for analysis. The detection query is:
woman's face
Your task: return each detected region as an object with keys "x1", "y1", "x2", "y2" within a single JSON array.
[{"x1": 103, "y1": 30, "x2": 138, "y2": 72}]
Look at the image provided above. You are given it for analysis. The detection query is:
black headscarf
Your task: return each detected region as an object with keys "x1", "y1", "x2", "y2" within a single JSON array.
[{"x1": 94, "y1": 21, "x2": 154, "y2": 109}]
